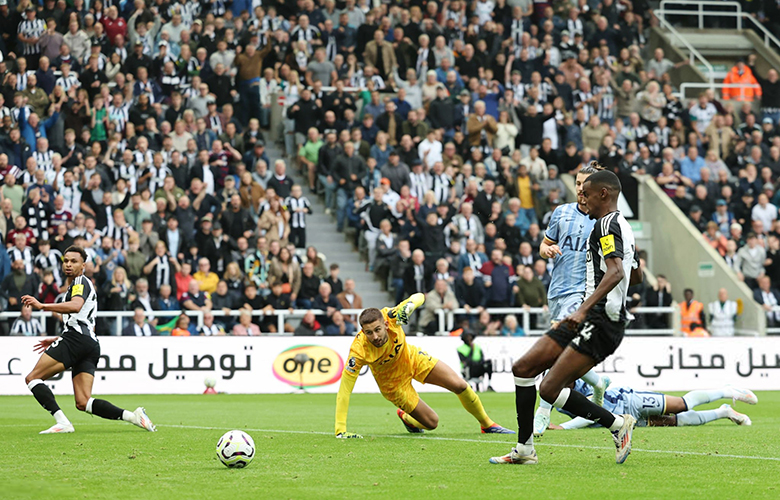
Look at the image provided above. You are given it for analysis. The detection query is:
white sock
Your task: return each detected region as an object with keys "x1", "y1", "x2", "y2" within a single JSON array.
[
  {"x1": 516, "y1": 441, "x2": 534, "y2": 455},
  {"x1": 608, "y1": 415, "x2": 625, "y2": 432},
  {"x1": 121, "y1": 410, "x2": 136, "y2": 423},
  {"x1": 581, "y1": 369, "x2": 601, "y2": 387},
  {"x1": 676, "y1": 408, "x2": 726, "y2": 426},
  {"x1": 552, "y1": 388, "x2": 571, "y2": 409},
  {"x1": 536, "y1": 406, "x2": 551, "y2": 417},
  {"x1": 53, "y1": 409, "x2": 71, "y2": 426},
  {"x1": 682, "y1": 389, "x2": 726, "y2": 410},
  {"x1": 85, "y1": 397, "x2": 95, "y2": 414}
]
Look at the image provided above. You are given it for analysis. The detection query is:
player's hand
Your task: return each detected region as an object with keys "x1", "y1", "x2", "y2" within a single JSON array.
[
  {"x1": 548, "y1": 423, "x2": 564, "y2": 430},
  {"x1": 33, "y1": 337, "x2": 58, "y2": 353},
  {"x1": 396, "y1": 302, "x2": 415, "y2": 325},
  {"x1": 561, "y1": 309, "x2": 586, "y2": 329},
  {"x1": 542, "y1": 244, "x2": 562, "y2": 259},
  {"x1": 21, "y1": 295, "x2": 42, "y2": 310},
  {"x1": 336, "y1": 432, "x2": 363, "y2": 439}
]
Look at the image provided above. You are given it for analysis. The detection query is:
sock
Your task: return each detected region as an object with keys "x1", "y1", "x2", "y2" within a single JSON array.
[
  {"x1": 457, "y1": 385, "x2": 493, "y2": 428},
  {"x1": 558, "y1": 388, "x2": 619, "y2": 431},
  {"x1": 514, "y1": 377, "x2": 536, "y2": 454},
  {"x1": 28, "y1": 379, "x2": 62, "y2": 416},
  {"x1": 536, "y1": 404, "x2": 552, "y2": 416},
  {"x1": 53, "y1": 410, "x2": 70, "y2": 426},
  {"x1": 581, "y1": 369, "x2": 601, "y2": 387},
  {"x1": 401, "y1": 411, "x2": 431, "y2": 430},
  {"x1": 86, "y1": 398, "x2": 125, "y2": 420},
  {"x1": 682, "y1": 389, "x2": 726, "y2": 410},
  {"x1": 676, "y1": 408, "x2": 726, "y2": 426}
]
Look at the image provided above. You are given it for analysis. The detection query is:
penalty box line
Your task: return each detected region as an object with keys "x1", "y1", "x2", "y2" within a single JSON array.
[{"x1": 161, "y1": 424, "x2": 780, "y2": 462}]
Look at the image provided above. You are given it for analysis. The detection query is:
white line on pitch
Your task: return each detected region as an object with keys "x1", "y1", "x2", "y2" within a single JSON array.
[{"x1": 160, "y1": 424, "x2": 780, "y2": 462}]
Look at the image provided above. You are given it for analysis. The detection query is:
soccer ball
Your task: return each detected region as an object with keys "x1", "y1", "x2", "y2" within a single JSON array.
[
  {"x1": 216, "y1": 430, "x2": 255, "y2": 468},
  {"x1": 204, "y1": 377, "x2": 216, "y2": 388}
]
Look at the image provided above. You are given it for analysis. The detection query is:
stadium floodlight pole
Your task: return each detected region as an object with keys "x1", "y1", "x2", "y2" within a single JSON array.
[{"x1": 293, "y1": 353, "x2": 310, "y2": 393}]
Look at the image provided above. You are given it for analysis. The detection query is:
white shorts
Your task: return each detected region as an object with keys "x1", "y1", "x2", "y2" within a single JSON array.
[{"x1": 548, "y1": 293, "x2": 584, "y2": 323}]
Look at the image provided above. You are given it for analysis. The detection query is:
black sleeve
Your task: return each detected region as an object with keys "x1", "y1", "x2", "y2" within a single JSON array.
[{"x1": 598, "y1": 213, "x2": 624, "y2": 260}]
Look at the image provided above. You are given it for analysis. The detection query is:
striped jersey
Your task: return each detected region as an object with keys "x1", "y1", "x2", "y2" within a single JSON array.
[
  {"x1": 544, "y1": 202, "x2": 595, "y2": 300},
  {"x1": 11, "y1": 317, "x2": 44, "y2": 336},
  {"x1": 18, "y1": 19, "x2": 46, "y2": 55},
  {"x1": 63, "y1": 274, "x2": 98, "y2": 340},
  {"x1": 585, "y1": 210, "x2": 635, "y2": 323},
  {"x1": 285, "y1": 195, "x2": 312, "y2": 228}
]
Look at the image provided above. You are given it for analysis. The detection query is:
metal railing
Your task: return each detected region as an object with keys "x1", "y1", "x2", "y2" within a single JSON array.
[
  {"x1": 435, "y1": 306, "x2": 680, "y2": 336},
  {"x1": 676, "y1": 82, "x2": 762, "y2": 101},
  {"x1": 657, "y1": 0, "x2": 780, "y2": 53},
  {"x1": 653, "y1": 13, "x2": 715, "y2": 84}
]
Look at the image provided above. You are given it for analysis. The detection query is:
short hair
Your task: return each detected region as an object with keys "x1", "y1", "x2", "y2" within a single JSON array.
[
  {"x1": 584, "y1": 170, "x2": 622, "y2": 197},
  {"x1": 64, "y1": 245, "x2": 87, "y2": 262},
  {"x1": 580, "y1": 160, "x2": 605, "y2": 175},
  {"x1": 359, "y1": 308, "x2": 384, "y2": 327}
]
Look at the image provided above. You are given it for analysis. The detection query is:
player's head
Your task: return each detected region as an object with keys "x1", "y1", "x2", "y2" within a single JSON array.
[
  {"x1": 63, "y1": 245, "x2": 87, "y2": 277},
  {"x1": 581, "y1": 170, "x2": 621, "y2": 219},
  {"x1": 359, "y1": 308, "x2": 389, "y2": 348},
  {"x1": 684, "y1": 288, "x2": 694, "y2": 301},
  {"x1": 576, "y1": 160, "x2": 605, "y2": 208}
]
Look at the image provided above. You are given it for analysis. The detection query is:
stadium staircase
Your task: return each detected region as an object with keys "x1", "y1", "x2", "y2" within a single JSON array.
[{"x1": 266, "y1": 143, "x2": 390, "y2": 308}]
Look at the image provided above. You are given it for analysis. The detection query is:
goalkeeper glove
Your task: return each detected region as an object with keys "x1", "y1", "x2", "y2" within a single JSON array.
[
  {"x1": 396, "y1": 301, "x2": 415, "y2": 325},
  {"x1": 336, "y1": 432, "x2": 363, "y2": 439}
]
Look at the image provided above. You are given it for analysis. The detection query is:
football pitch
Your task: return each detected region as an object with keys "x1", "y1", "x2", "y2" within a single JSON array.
[{"x1": 1, "y1": 392, "x2": 778, "y2": 500}]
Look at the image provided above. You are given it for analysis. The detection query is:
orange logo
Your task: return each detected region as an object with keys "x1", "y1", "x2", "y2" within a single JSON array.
[{"x1": 272, "y1": 345, "x2": 344, "y2": 387}]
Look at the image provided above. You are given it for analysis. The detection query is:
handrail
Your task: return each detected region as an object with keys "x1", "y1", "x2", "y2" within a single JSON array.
[
  {"x1": 653, "y1": 14, "x2": 715, "y2": 85},
  {"x1": 434, "y1": 306, "x2": 678, "y2": 336},
  {"x1": 656, "y1": 2, "x2": 780, "y2": 53},
  {"x1": 677, "y1": 82, "x2": 762, "y2": 101}
]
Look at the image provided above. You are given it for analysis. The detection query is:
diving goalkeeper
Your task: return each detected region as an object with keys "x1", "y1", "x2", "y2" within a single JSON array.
[{"x1": 335, "y1": 294, "x2": 514, "y2": 438}]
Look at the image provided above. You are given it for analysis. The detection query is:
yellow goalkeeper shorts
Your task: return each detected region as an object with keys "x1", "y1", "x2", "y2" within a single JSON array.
[{"x1": 379, "y1": 346, "x2": 438, "y2": 413}]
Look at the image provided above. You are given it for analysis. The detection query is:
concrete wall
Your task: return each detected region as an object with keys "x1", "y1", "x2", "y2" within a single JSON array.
[
  {"x1": 639, "y1": 178, "x2": 764, "y2": 335},
  {"x1": 647, "y1": 27, "x2": 710, "y2": 97}
]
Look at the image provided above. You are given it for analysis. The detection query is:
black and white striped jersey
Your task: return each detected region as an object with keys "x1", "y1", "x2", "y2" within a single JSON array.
[
  {"x1": 11, "y1": 317, "x2": 44, "y2": 336},
  {"x1": 17, "y1": 18, "x2": 45, "y2": 56},
  {"x1": 63, "y1": 274, "x2": 98, "y2": 340},
  {"x1": 585, "y1": 210, "x2": 635, "y2": 323},
  {"x1": 55, "y1": 73, "x2": 81, "y2": 92},
  {"x1": 9, "y1": 246, "x2": 34, "y2": 274},
  {"x1": 285, "y1": 195, "x2": 312, "y2": 228},
  {"x1": 33, "y1": 150, "x2": 54, "y2": 172},
  {"x1": 35, "y1": 249, "x2": 63, "y2": 286}
]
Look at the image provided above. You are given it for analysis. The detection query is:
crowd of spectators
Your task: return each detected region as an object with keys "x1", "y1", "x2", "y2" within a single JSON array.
[{"x1": 1, "y1": 0, "x2": 776, "y2": 336}]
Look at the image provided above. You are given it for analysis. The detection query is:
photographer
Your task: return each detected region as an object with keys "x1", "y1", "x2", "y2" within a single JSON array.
[{"x1": 456, "y1": 330, "x2": 494, "y2": 392}]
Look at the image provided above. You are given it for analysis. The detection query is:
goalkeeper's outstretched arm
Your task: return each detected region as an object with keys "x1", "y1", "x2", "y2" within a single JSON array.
[
  {"x1": 335, "y1": 370, "x2": 362, "y2": 438},
  {"x1": 390, "y1": 293, "x2": 426, "y2": 324}
]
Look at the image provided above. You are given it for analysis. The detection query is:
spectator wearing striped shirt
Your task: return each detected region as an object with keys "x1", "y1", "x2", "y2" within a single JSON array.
[
  {"x1": 17, "y1": 6, "x2": 46, "y2": 69},
  {"x1": 10, "y1": 305, "x2": 44, "y2": 336}
]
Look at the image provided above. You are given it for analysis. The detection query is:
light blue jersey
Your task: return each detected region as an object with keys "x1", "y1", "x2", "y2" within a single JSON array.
[
  {"x1": 559, "y1": 381, "x2": 665, "y2": 427},
  {"x1": 544, "y1": 203, "x2": 595, "y2": 300}
]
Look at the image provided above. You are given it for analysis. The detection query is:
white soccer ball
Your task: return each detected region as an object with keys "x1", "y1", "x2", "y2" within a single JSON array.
[
  {"x1": 216, "y1": 430, "x2": 255, "y2": 468},
  {"x1": 204, "y1": 377, "x2": 217, "y2": 388}
]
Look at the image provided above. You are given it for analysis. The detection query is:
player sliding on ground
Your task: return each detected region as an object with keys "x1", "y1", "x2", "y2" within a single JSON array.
[
  {"x1": 544, "y1": 381, "x2": 756, "y2": 431},
  {"x1": 22, "y1": 246, "x2": 156, "y2": 434},
  {"x1": 491, "y1": 170, "x2": 641, "y2": 466},
  {"x1": 335, "y1": 293, "x2": 514, "y2": 438}
]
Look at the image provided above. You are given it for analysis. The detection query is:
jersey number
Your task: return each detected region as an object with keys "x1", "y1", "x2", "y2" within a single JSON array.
[{"x1": 641, "y1": 396, "x2": 656, "y2": 408}]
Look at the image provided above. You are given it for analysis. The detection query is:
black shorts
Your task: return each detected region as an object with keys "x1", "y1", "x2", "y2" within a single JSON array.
[
  {"x1": 545, "y1": 310, "x2": 625, "y2": 364},
  {"x1": 45, "y1": 331, "x2": 101, "y2": 376}
]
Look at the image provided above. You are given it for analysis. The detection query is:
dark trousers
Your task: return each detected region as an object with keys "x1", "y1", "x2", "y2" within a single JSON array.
[{"x1": 290, "y1": 227, "x2": 306, "y2": 248}]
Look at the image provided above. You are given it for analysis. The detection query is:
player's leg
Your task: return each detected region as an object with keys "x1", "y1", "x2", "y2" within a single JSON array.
[
  {"x1": 72, "y1": 358, "x2": 157, "y2": 431},
  {"x1": 25, "y1": 353, "x2": 73, "y2": 433},
  {"x1": 681, "y1": 387, "x2": 758, "y2": 409},
  {"x1": 490, "y1": 335, "x2": 565, "y2": 464},
  {"x1": 541, "y1": 347, "x2": 636, "y2": 464},
  {"x1": 405, "y1": 398, "x2": 439, "y2": 431},
  {"x1": 664, "y1": 396, "x2": 751, "y2": 426},
  {"x1": 423, "y1": 360, "x2": 513, "y2": 433}
]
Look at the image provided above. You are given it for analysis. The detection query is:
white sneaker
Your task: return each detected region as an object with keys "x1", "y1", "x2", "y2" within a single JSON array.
[
  {"x1": 722, "y1": 404, "x2": 752, "y2": 426},
  {"x1": 728, "y1": 387, "x2": 758, "y2": 405},
  {"x1": 533, "y1": 411, "x2": 550, "y2": 437},
  {"x1": 132, "y1": 407, "x2": 157, "y2": 432},
  {"x1": 612, "y1": 414, "x2": 636, "y2": 464},
  {"x1": 40, "y1": 423, "x2": 75, "y2": 434},
  {"x1": 592, "y1": 376, "x2": 611, "y2": 407},
  {"x1": 489, "y1": 448, "x2": 538, "y2": 464}
]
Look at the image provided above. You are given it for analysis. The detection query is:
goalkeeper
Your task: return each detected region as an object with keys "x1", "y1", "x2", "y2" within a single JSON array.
[{"x1": 335, "y1": 294, "x2": 514, "y2": 438}]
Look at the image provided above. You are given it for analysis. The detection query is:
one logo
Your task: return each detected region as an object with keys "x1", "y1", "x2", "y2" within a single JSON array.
[{"x1": 272, "y1": 345, "x2": 344, "y2": 388}]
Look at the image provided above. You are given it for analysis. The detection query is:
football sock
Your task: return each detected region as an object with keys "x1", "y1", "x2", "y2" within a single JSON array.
[
  {"x1": 28, "y1": 379, "x2": 62, "y2": 416},
  {"x1": 457, "y1": 385, "x2": 493, "y2": 428},
  {"x1": 581, "y1": 369, "x2": 601, "y2": 388},
  {"x1": 86, "y1": 398, "x2": 125, "y2": 420},
  {"x1": 401, "y1": 412, "x2": 430, "y2": 430},
  {"x1": 676, "y1": 408, "x2": 727, "y2": 426},
  {"x1": 682, "y1": 389, "x2": 726, "y2": 410},
  {"x1": 514, "y1": 377, "x2": 536, "y2": 453},
  {"x1": 556, "y1": 388, "x2": 620, "y2": 431}
]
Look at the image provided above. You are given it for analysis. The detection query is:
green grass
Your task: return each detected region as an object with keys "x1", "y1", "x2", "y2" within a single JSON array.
[{"x1": 1, "y1": 391, "x2": 778, "y2": 499}]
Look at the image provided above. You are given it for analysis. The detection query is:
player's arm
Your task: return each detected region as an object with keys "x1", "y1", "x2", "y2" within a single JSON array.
[
  {"x1": 540, "y1": 236, "x2": 561, "y2": 259},
  {"x1": 557, "y1": 416, "x2": 596, "y2": 430},
  {"x1": 335, "y1": 347, "x2": 365, "y2": 438},
  {"x1": 22, "y1": 294, "x2": 84, "y2": 314},
  {"x1": 569, "y1": 256, "x2": 624, "y2": 322},
  {"x1": 389, "y1": 293, "x2": 426, "y2": 324}
]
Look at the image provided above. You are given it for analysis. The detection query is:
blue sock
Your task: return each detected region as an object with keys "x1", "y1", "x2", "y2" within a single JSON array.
[
  {"x1": 676, "y1": 408, "x2": 727, "y2": 426},
  {"x1": 682, "y1": 389, "x2": 726, "y2": 410},
  {"x1": 581, "y1": 369, "x2": 601, "y2": 387}
]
